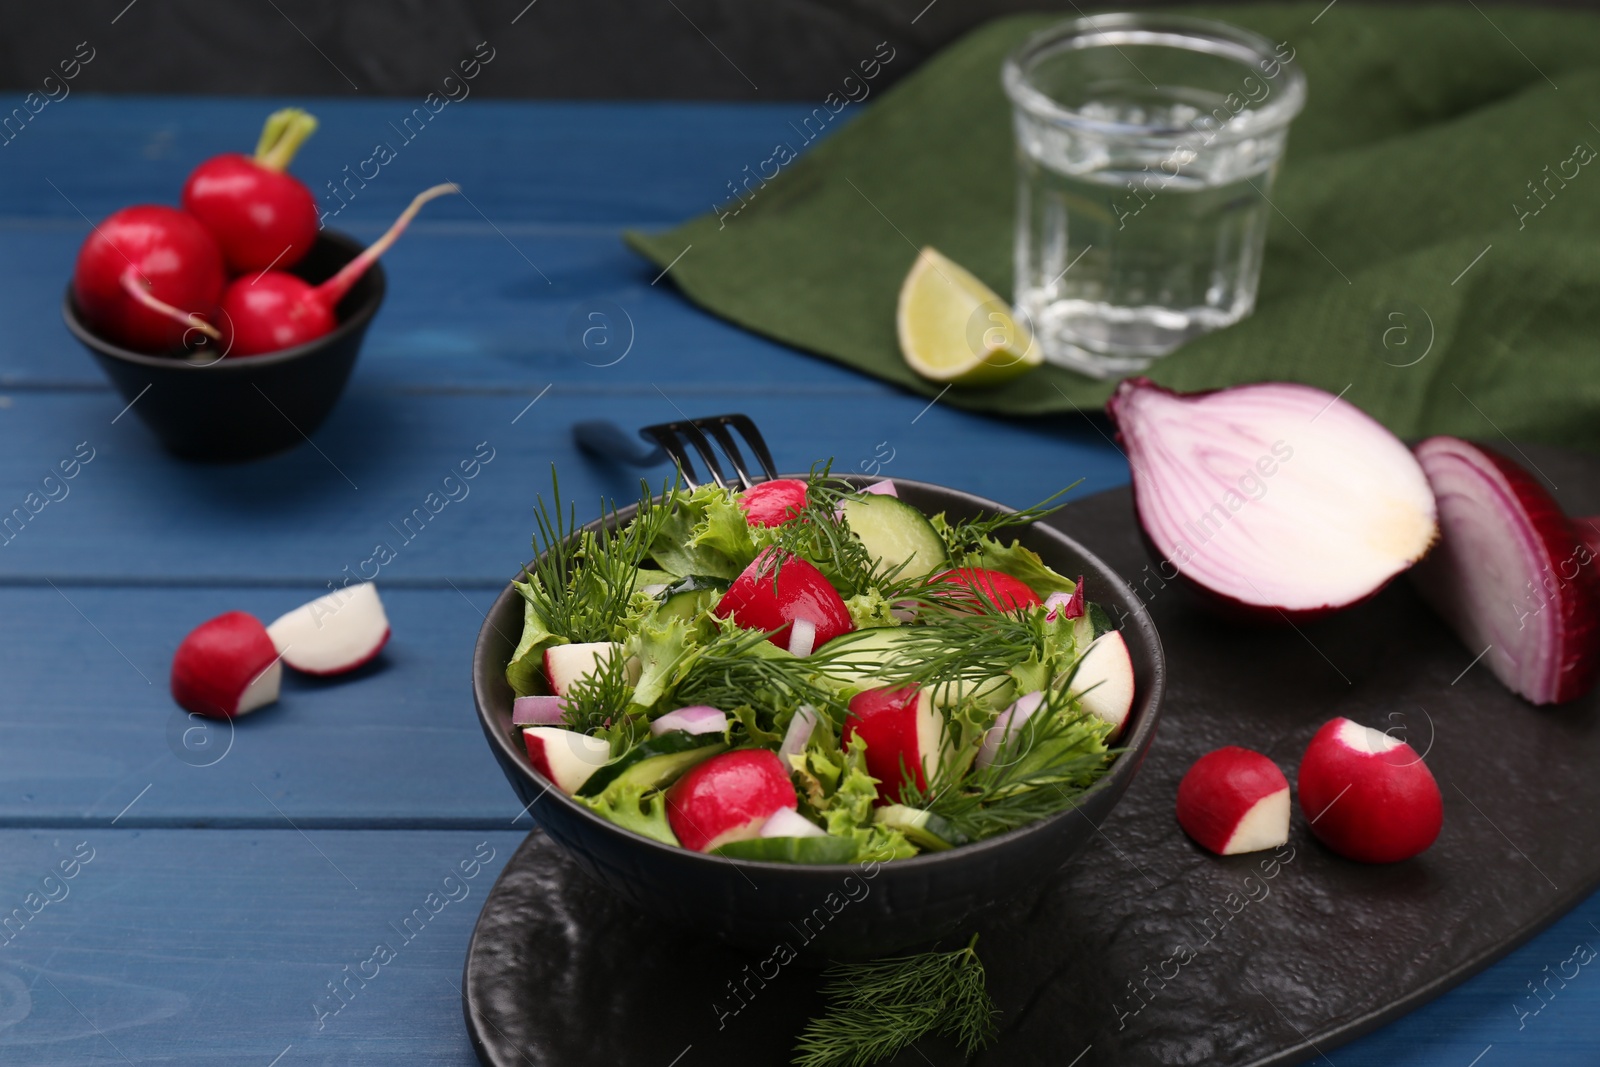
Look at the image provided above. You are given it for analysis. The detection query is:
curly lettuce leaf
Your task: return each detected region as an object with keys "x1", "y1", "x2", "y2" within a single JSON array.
[
  {"x1": 579, "y1": 782, "x2": 679, "y2": 846},
  {"x1": 629, "y1": 613, "x2": 696, "y2": 711},
  {"x1": 844, "y1": 587, "x2": 902, "y2": 630},
  {"x1": 506, "y1": 582, "x2": 566, "y2": 696}
]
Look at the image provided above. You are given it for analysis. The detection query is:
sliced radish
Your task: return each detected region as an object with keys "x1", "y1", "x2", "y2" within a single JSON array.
[
  {"x1": 778, "y1": 704, "x2": 819, "y2": 761},
  {"x1": 171, "y1": 611, "x2": 282, "y2": 719},
  {"x1": 1410, "y1": 437, "x2": 1600, "y2": 705},
  {"x1": 976, "y1": 690, "x2": 1044, "y2": 769},
  {"x1": 266, "y1": 583, "x2": 390, "y2": 675},
  {"x1": 1067, "y1": 631, "x2": 1136, "y2": 738},
  {"x1": 714, "y1": 550, "x2": 854, "y2": 651},
  {"x1": 787, "y1": 618, "x2": 818, "y2": 658},
  {"x1": 543, "y1": 641, "x2": 634, "y2": 696},
  {"x1": 649, "y1": 705, "x2": 728, "y2": 737},
  {"x1": 760, "y1": 807, "x2": 826, "y2": 838},
  {"x1": 843, "y1": 685, "x2": 946, "y2": 803},
  {"x1": 930, "y1": 568, "x2": 1042, "y2": 612},
  {"x1": 665, "y1": 749, "x2": 798, "y2": 852},
  {"x1": 522, "y1": 726, "x2": 611, "y2": 795},
  {"x1": 1176, "y1": 747, "x2": 1290, "y2": 855},
  {"x1": 1106, "y1": 378, "x2": 1438, "y2": 619},
  {"x1": 512, "y1": 695, "x2": 568, "y2": 726},
  {"x1": 738, "y1": 479, "x2": 809, "y2": 527},
  {"x1": 1044, "y1": 583, "x2": 1084, "y2": 621},
  {"x1": 1298, "y1": 718, "x2": 1442, "y2": 864}
]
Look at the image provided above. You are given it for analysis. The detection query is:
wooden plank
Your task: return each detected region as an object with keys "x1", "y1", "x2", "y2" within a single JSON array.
[
  {"x1": 0, "y1": 390, "x2": 1128, "y2": 583},
  {"x1": 0, "y1": 826, "x2": 1596, "y2": 1066}
]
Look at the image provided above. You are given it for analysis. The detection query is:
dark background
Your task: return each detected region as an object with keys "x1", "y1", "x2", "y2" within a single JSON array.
[{"x1": 2, "y1": 0, "x2": 1593, "y2": 100}]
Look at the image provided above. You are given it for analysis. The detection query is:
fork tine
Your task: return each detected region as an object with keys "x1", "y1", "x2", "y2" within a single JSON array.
[
  {"x1": 639, "y1": 424, "x2": 700, "y2": 489},
  {"x1": 720, "y1": 414, "x2": 778, "y2": 481},
  {"x1": 673, "y1": 422, "x2": 729, "y2": 488},
  {"x1": 696, "y1": 420, "x2": 755, "y2": 490}
]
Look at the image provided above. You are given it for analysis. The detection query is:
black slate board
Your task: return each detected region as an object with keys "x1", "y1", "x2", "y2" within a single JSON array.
[{"x1": 463, "y1": 443, "x2": 1600, "y2": 1067}]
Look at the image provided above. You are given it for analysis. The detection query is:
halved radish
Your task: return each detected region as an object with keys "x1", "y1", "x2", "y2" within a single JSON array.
[
  {"x1": 738, "y1": 479, "x2": 809, "y2": 527},
  {"x1": 1176, "y1": 747, "x2": 1290, "y2": 855},
  {"x1": 1298, "y1": 718, "x2": 1442, "y2": 864},
  {"x1": 266, "y1": 583, "x2": 390, "y2": 675},
  {"x1": 1067, "y1": 631, "x2": 1135, "y2": 738},
  {"x1": 760, "y1": 807, "x2": 826, "y2": 838},
  {"x1": 1410, "y1": 437, "x2": 1600, "y2": 705},
  {"x1": 665, "y1": 749, "x2": 798, "y2": 852},
  {"x1": 522, "y1": 726, "x2": 611, "y2": 795},
  {"x1": 543, "y1": 641, "x2": 636, "y2": 696},
  {"x1": 714, "y1": 550, "x2": 854, "y2": 651},
  {"x1": 843, "y1": 685, "x2": 946, "y2": 803},
  {"x1": 930, "y1": 568, "x2": 1042, "y2": 612},
  {"x1": 171, "y1": 611, "x2": 282, "y2": 719}
]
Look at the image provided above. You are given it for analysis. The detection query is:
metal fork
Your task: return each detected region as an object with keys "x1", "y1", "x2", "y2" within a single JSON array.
[{"x1": 572, "y1": 413, "x2": 778, "y2": 489}]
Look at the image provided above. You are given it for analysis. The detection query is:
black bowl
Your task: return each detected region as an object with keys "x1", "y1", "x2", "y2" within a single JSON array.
[
  {"x1": 64, "y1": 231, "x2": 385, "y2": 462},
  {"x1": 472, "y1": 476, "x2": 1166, "y2": 960}
]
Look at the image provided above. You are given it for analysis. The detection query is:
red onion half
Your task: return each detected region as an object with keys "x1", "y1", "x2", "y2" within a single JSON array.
[
  {"x1": 1107, "y1": 378, "x2": 1438, "y2": 619},
  {"x1": 1409, "y1": 437, "x2": 1600, "y2": 705}
]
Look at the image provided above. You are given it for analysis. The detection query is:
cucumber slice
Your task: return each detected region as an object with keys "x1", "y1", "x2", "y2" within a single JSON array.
[
  {"x1": 655, "y1": 575, "x2": 730, "y2": 625},
  {"x1": 577, "y1": 731, "x2": 726, "y2": 797},
  {"x1": 874, "y1": 804, "x2": 964, "y2": 850},
  {"x1": 713, "y1": 835, "x2": 859, "y2": 864},
  {"x1": 840, "y1": 494, "x2": 948, "y2": 580}
]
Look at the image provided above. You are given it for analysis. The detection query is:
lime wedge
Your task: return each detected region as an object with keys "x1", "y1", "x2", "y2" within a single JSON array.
[{"x1": 896, "y1": 247, "x2": 1041, "y2": 386}]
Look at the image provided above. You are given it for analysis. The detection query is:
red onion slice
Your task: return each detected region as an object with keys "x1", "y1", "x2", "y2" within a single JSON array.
[
  {"x1": 512, "y1": 695, "x2": 567, "y2": 726},
  {"x1": 1410, "y1": 437, "x2": 1599, "y2": 705},
  {"x1": 649, "y1": 705, "x2": 728, "y2": 737},
  {"x1": 778, "y1": 704, "x2": 819, "y2": 760},
  {"x1": 861, "y1": 479, "x2": 897, "y2": 497},
  {"x1": 1107, "y1": 378, "x2": 1438, "y2": 619},
  {"x1": 1044, "y1": 582, "x2": 1084, "y2": 621},
  {"x1": 976, "y1": 690, "x2": 1045, "y2": 769},
  {"x1": 787, "y1": 617, "x2": 818, "y2": 658}
]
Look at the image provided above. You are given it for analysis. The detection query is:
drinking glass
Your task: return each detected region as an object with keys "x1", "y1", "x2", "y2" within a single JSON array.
[{"x1": 1003, "y1": 14, "x2": 1307, "y2": 377}]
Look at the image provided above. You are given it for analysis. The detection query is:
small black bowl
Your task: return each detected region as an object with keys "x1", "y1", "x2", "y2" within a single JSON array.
[
  {"x1": 472, "y1": 475, "x2": 1166, "y2": 960},
  {"x1": 63, "y1": 231, "x2": 385, "y2": 462}
]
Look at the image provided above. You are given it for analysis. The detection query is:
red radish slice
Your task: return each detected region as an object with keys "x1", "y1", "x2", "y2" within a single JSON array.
[
  {"x1": 542, "y1": 641, "x2": 633, "y2": 696},
  {"x1": 715, "y1": 550, "x2": 855, "y2": 651},
  {"x1": 843, "y1": 685, "x2": 946, "y2": 804},
  {"x1": 512, "y1": 695, "x2": 567, "y2": 726},
  {"x1": 861, "y1": 480, "x2": 898, "y2": 497},
  {"x1": 1044, "y1": 582, "x2": 1084, "y2": 621},
  {"x1": 1298, "y1": 718, "x2": 1442, "y2": 864},
  {"x1": 1409, "y1": 437, "x2": 1600, "y2": 705},
  {"x1": 666, "y1": 749, "x2": 798, "y2": 852},
  {"x1": 739, "y1": 479, "x2": 809, "y2": 527},
  {"x1": 778, "y1": 704, "x2": 819, "y2": 761},
  {"x1": 1175, "y1": 747, "x2": 1290, "y2": 855},
  {"x1": 1106, "y1": 378, "x2": 1438, "y2": 619},
  {"x1": 266, "y1": 583, "x2": 390, "y2": 676},
  {"x1": 976, "y1": 690, "x2": 1045, "y2": 769},
  {"x1": 930, "y1": 568, "x2": 1043, "y2": 612},
  {"x1": 650, "y1": 705, "x2": 728, "y2": 737},
  {"x1": 171, "y1": 611, "x2": 282, "y2": 719},
  {"x1": 522, "y1": 727, "x2": 610, "y2": 795},
  {"x1": 1067, "y1": 631, "x2": 1136, "y2": 738},
  {"x1": 787, "y1": 618, "x2": 818, "y2": 657},
  {"x1": 760, "y1": 808, "x2": 826, "y2": 838}
]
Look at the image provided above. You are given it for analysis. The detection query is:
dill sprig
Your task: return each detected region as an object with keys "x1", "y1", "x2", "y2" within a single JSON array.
[
  {"x1": 765, "y1": 470, "x2": 923, "y2": 601},
  {"x1": 519, "y1": 470, "x2": 673, "y2": 643},
  {"x1": 792, "y1": 935, "x2": 997, "y2": 1067},
  {"x1": 670, "y1": 626, "x2": 849, "y2": 737},
  {"x1": 561, "y1": 643, "x2": 635, "y2": 735}
]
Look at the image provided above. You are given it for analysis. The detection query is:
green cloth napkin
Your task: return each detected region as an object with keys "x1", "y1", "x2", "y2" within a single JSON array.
[{"x1": 628, "y1": 5, "x2": 1600, "y2": 450}]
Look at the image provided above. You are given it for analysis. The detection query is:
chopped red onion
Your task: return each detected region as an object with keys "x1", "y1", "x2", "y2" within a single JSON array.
[
  {"x1": 861, "y1": 479, "x2": 897, "y2": 497},
  {"x1": 649, "y1": 705, "x2": 728, "y2": 737},
  {"x1": 976, "y1": 690, "x2": 1045, "y2": 769},
  {"x1": 1107, "y1": 378, "x2": 1438, "y2": 619},
  {"x1": 1044, "y1": 582, "x2": 1084, "y2": 621},
  {"x1": 778, "y1": 704, "x2": 819, "y2": 761},
  {"x1": 512, "y1": 695, "x2": 567, "y2": 726}
]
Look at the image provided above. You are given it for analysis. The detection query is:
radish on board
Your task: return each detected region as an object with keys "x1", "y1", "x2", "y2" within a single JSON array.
[
  {"x1": 1175, "y1": 747, "x2": 1290, "y2": 855},
  {"x1": 522, "y1": 727, "x2": 611, "y2": 795},
  {"x1": 714, "y1": 549, "x2": 854, "y2": 651},
  {"x1": 266, "y1": 582, "x2": 390, "y2": 676},
  {"x1": 1106, "y1": 378, "x2": 1438, "y2": 620},
  {"x1": 1297, "y1": 718, "x2": 1442, "y2": 864},
  {"x1": 170, "y1": 611, "x2": 282, "y2": 719},
  {"x1": 843, "y1": 685, "x2": 946, "y2": 804},
  {"x1": 182, "y1": 108, "x2": 320, "y2": 273},
  {"x1": 665, "y1": 749, "x2": 798, "y2": 852},
  {"x1": 1410, "y1": 436, "x2": 1600, "y2": 705}
]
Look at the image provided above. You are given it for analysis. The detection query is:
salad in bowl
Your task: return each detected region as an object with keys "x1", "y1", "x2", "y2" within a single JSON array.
[{"x1": 502, "y1": 470, "x2": 1136, "y2": 866}]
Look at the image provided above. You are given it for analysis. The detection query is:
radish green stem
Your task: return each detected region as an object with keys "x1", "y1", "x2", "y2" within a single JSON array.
[
  {"x1": 253, "y1": 108, "x2": 318, "y2": 172},
  {"x1": 119, "y1": 268, "x2": 222, "y2": 342},
  {"x1": 317, "y1": 182, "x2": 459, "y2": 305}
]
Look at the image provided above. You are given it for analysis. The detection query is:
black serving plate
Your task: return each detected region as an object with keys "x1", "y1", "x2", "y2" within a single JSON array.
[{"x1": 464, "y1": 442, "x2": 1600, "y2": 1067}]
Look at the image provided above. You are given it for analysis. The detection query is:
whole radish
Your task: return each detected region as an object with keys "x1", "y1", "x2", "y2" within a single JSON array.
[
  {"x1": 71, "y1": 205, "x2": 226, "y2": 354},
  {"x1": 182, "y1": 108, "x2": 320, "y2": 273},
  {"x1": 218, "y1": 183, "x2": 457, "y2": 357}
]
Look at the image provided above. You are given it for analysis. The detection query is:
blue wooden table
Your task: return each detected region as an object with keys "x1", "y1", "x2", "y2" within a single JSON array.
[{"x1": 0, "y1": 97, "x2": 1594, "y2": 1066}]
